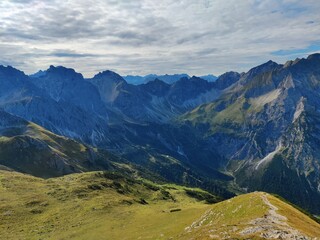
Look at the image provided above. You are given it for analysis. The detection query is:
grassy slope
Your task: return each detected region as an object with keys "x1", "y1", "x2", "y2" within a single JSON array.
[
  {"x1": 0, "y1": 121, "x2": 121, "y2": 178},
  {"x1": 179, "y1": 192, "x2": 268, "y2": 239},
  {"x1": 0, "y1": 170, "x2": 319, "y2": 240},
  {"x1": 179, "y1": 76, "x2": 278, "y2": 134},
  {"x1": 0, "y1": 170, "x2": 214, "y2": 240}
]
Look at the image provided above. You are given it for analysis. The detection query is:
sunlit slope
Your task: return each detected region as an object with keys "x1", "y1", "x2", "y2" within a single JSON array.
[
  {"x1": 0, "y1": 110, "x2": 119, "y2": 178},
  {"x1": 0, "y1": 170, "x2": 217, "y2": 240},
  {"x1": 0, "y1": 170, "x2": 319, "y2": 240},
  {"x1": 179, "y1": 192, "x2": 320, "y2": 239}
]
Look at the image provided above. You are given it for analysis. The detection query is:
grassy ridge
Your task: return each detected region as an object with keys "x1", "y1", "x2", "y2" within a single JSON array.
[
  {"x1": 180, "y1": 192, "x2": 320, "y2": 239},
  {"x1": 272, "y1": 194, "x2": 320, "y2": 224},
  {"x1": 0, "y1": 122, "x2": 114, "y2": 178},
  {"x1": 1, "y1": 171, "x2": 319, "y2": 239},
  {"x1": 0, "y1": 170, "x2": 214, "y2": 240},
  {"x1": 268, "y1": 195, "x2": 320, "y2": 238}
]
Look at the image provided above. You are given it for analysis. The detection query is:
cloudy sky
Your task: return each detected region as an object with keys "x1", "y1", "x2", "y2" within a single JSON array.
[{"x1": 1, "y1": 0, "x2": 320, "y2": 77}]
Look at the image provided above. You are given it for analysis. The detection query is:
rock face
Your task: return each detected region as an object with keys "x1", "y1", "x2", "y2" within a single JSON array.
[
  {"x1": 213, "y1": 71, "x2": 241, "y2": 90},
  {"x1": 0, "y1": 65, "x2": 110, "y2": 146},
  {"x1": 88, "y1": 73, "x2": 224, "y2": 123},
  {"x1": 0, "y1": 110, "x2": 115, "y2": 178},
  {"x1": 30, "y1": 65, "x2": 107, "y2": 118},
  {"x1": 182, "y1": 54, "x2": 320, "y2": 213}
]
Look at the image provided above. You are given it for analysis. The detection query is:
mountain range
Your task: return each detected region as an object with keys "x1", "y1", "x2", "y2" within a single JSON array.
[
  {"x1": 122, "y1": 73, "x2": 217, "y2": 85},
  {"x1": 0, "y1": 54, "x2": 320, "y2": 216}
]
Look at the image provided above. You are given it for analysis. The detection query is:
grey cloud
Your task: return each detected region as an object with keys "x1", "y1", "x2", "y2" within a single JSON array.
[
  {"x1": 1, "y1": 0, "x2": 320, "y2": 77},
  {"x1": 1, "y1": 28, "x2": 44, "y2": 41},
  {"x1": 176, "y1": 31, "x2": 216, "y2": 45},
  {"x1": 194, "y1": 48, "x2": 219, "y2": 57},
  {"x1": 50, "y1": 51, "x2": 100, "y2": 58},
  {"x1": 9, "y1": 0, "x2": 35, "y2": 3},
  {"x1": 108, "y1": 30, "x2": 160, "y2": 46}
]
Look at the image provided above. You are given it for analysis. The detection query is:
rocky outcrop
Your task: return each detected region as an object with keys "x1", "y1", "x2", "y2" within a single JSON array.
[{"x1": 181, "y1": 54, "x2": 320, "y2": 214}]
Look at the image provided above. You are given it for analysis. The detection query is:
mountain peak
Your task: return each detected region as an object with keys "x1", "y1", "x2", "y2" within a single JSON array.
[
  {"x1": 47, "y1": 65, "x2": 76, "y2": 73},
  {"x1": 255, "y1": 60, "x2": 279, "y2": 70},
  {"x1": 283, "y1": 53, "x2": 320, "y2": 72},
  {"x1": 214, "y1": 71, "x2": 241, "y2": 90},
  {"x1": 200, "y1": 74, "x2": 218, "y2": 82},
  {"x1": 190, "y1": 76, "x2": 203, "y2": 80},
  {"x1": 29, "y1": 70, "x2": 46, "y2": 78},
  {"x1": 92, "y1": 70, "x2": 126, "y2": 84},
  {"x1": 307, "y1": 52, "x2": 320, "y2": 60},
  {"x1": 0, "y1": 65, "x2": 24, "y2": 74},
  {"x1": 0, "y1": 64, "x2": 13, "y2": 69},
  {"x1": 242, "y1": 59, "x2": 281, "y2": 83},
  {"x1": 146, "y1": 73, "x2": 190, "y2": 84},
  {"x1": 283, "y1": 53, "x2": 320, "y2": 68},
  {"x1": 41, "y1": 65, "x2": 84, "y2": 81},
  {"x1": 142, "y1": 78, "x2": 170, "y2": 96},
  {"x1": 266, "y1": 59, "x2": 278, "y2": 65},
  {"x1": 0, "y1": 65, "x2": 27, "y2": 82},
  {"x1": 148, "y1": 77, "x2": 169, "y2": 85},
  {"x1": 284, "y1": 58, "x2": 302, "y2": 67},
  {"x1": 95, "y1": 69, "x2": 122, "y2": 77}
]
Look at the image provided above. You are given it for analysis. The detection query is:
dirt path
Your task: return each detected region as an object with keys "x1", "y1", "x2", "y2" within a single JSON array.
[{"x1": 240, "y1": 193, "x2": 312, "y2": 239}]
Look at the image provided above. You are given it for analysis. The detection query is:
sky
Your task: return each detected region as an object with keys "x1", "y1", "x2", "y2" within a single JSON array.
[{"x1": 0, "y1": 0, "x2": 320, "y2": 77}]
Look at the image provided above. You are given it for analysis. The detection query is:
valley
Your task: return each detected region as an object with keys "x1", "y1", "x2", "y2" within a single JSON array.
[{"x1": 1, "y1": 54, "x2": 320, "y2": 238}]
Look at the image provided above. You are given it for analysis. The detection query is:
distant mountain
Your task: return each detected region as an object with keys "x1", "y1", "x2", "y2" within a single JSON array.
[
  {"x1": 89, "y1": 73, "x2": 225, "y2": 123},
  {"x1": 123, "y1": 73, "x2": 190, "y2": 85},
  {"x1": 29, "y1": 70, "x2": 46, "y2": 78},
  {"x1": 122, "y1": 75, "x2": 145, "y2": 85},
  {"x1": 123, "y1": 73, "x2": 219, "y2": 85},
  {"x1": 199, "y1": 74, "x2": 218, "y2": 82}
]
